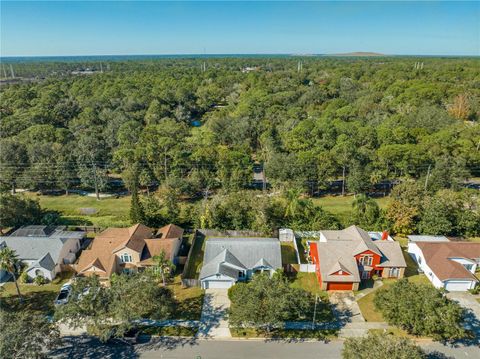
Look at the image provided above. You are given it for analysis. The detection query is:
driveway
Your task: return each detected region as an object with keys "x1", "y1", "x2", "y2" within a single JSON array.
[
  {"x1": 447, "y1": 292, "x2": 480, "y2": 340},
  {"x1": 198, "y1": 289, "x2": 231, "y2": 339},
  {"x1": 329, "y1": 291, "x2": 364, "y2": 324}
]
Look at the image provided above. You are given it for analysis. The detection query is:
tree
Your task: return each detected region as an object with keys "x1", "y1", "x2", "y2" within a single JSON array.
[
  {"x1": 343, "y1": 332, "x2": 425, "y2": 359},
  {"x1": 283, "y1": 188, "x2": 303, "y2": 219},
  {"x1": 151, "y1": 250, "x2": 176, "y2": 286},
  {"x1": 0, "y1": 310, "x2": 60, "y2": 359},
  {"x1": 129, "y1": 190, "x2": 145, "y2": 224},
  {"x1": 447, "y1": 93, "x2": 470, "y2": 121},
  {"x1": 0, "y1": 248, "x2": 22, "y2": 300},
  {"x1": 0, "y1": 194, "x2": 43, "y2": 231},
  {"x1": 55, "y1": 273, "x2": 174, "y2": 341},
  {"x1": 229, "y1": 273, "x2": 313, "y2": 333},
  {"x1": 374, "y1": 279, "x2": 466, "y2": 341},
  {"x1": 0, "y1": 139, "x2": 28, "y2": 194},
  {"x1": 351, "y1": 194, "x2": 384, "y2": 230},
  {"x1": 417, "y1": 197, "x2": 454, "y2": 235}
]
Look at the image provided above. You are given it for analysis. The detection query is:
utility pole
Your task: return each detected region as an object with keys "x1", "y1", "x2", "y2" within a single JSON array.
[
  {"x1": 341, "y1": 165, "x2": 346, "y2": 196},
  {"x1": 100, "y1": 63, "x2": 103, "y2": 73},
  {"x1": 262, "y1": 163, "x2": 267, "y2": 191},
  {"x1": 312, "y1": 294, "x2": 318, "y2": 329},
  {"x1": 92, "y1": 161, "x2": 100, "y2": 201},
  {"x1": 424, "y1": 164, "x2": 432, "y2": 191},
  {"x1": 9, "y1": 64, "x2": 15, "y2": 78}
]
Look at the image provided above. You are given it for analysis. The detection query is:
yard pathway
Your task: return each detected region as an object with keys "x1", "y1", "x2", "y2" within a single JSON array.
[
  {"x1": 198, "y1": 289, "x2": 232, "y2": 339},
  {"x1": 354, "y1": 280, "x2": 383, "y2": 300}
]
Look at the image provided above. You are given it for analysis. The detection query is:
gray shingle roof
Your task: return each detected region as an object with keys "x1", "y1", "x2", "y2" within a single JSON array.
[
  {"x1": 200, "y1": 237, "x2": 282, "y2": 280},
  {"x1": 407, "y1": 235, "x2": 450, "y2": 243},
  {"x1": 29, "y1": 253, "x2": 56, "y2": 271},
  {"x1": 376, "y1": 241, "x2": 407, "y2": 267},
  {"x1": 0, "y1": 226, "x2": 84, "y2": 265}
]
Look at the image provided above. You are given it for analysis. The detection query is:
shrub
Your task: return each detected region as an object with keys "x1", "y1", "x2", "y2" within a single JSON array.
[
  {"x1": 374, "y1": 279, "x2": 466, "y2": 341},
  {"x1": 33, "y1": 276, "x2": 48, "y2": 286},
  {"x1": 19, "y1": 271, "x2": 29, "y2": 284}
]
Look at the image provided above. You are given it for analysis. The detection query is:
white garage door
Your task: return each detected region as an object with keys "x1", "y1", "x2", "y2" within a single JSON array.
[
  {"x1": 203, "y1": 280, "x2": 234, "y2": 289},
  {"x1": 444, "y1": 281, "x2": 471, "y2": 292}
]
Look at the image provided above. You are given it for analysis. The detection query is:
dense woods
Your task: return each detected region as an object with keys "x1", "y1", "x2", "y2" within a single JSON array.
[{"x1": 1, "y1": 57, "x2": 479, "y2": 235}]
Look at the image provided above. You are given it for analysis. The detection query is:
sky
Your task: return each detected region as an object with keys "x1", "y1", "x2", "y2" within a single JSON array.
[{"x1": 1, "y1": 1, "x2": 479, "y2": 57}]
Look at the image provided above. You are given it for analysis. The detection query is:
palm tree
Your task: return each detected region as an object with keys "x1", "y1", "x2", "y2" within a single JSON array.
[
  {"x1": 0, "y1": 247, "x2": 22, "y2": 300},
  {"x1": 352, "y1": 193, "x2": 370, "y2": 214},
  {"x1": 152, "y1": 251, "x2": 175, "y2": 286},
  {"x1": 284, "y1": 188, "x2": 303, "y2": 219}
]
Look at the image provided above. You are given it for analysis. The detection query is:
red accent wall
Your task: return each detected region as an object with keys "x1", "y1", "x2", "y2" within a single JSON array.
[
  {"x1": 354, "y1": 250, "x2": 382, "y2": 272},
  {"x1": 309, "y1": 242, "x2": 322, "y2": 284}
]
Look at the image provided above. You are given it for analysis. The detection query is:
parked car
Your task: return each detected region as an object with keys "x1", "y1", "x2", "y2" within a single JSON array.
[
  {"x1": 107, "y1": 327, "x2": 141, "y2": 346},
  {"x1": 54, "y1": 283, "x2": 72, "y2": 305}
]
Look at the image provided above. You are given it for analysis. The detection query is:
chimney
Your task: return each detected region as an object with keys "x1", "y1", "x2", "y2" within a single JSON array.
[{"x1": 381, "y1": 231, "x2": 389, "y2": 241}]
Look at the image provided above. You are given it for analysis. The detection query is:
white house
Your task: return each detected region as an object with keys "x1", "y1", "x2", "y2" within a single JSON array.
[
  {"x1": 199, "y1": 237, "x2": 282, "y2": 289},
  {"x1": 407, "y1": 239, "x2": 480, "y2": 291},
  {"x1": 0, "y1": 225, "x2": 84, "y2": 281}
]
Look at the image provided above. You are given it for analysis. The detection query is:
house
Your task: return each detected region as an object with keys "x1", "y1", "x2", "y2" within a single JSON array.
[
  {"x1": 199, "y1": 237, "x2": 282, "y2": 289},
  {"x1": 0, "y1": 225, "x2": 85, "y2": 281},
  {"x1": 407, "y1": 241, "x2": 480, "y2": 291},
  {"x1": 76, "y1": 223, "x2": 183, "y2": 280},
  {"x1": 406, "y1": 234, "x2": 449, "y2": 255},
  {"x1": 309, "y1": 225, "x2": 406, "y2": 291}
]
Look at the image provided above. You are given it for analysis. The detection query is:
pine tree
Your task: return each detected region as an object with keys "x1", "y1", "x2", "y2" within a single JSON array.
[{"x1": 130, "y1": 190, "x2": 145, "y2": 224}]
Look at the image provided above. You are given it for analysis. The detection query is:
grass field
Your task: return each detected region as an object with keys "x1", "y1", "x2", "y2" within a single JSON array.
[
  {"x1": 24, "y1": 193, "x2": 132, "y2": 228},
  {"x1": 230, "y1": 327, "x2": 338, "y2": 339},
  {"x1": 289, "y1": 272, "x2": 327, "y2": 299},
  {"x1": 139, "y1": 325, "x2": 198, "y2": 337},
  {"x1": 312, "y1": 195, "x2": 391, "y2": 223},
  {"x1": 168, "y1": 276, "x2": 204, "y2": 320}
]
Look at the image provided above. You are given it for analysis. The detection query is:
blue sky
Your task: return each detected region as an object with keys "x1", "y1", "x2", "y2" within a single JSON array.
[{"x1": 1, "y1": 1, "x2": 479, "y2": 56}]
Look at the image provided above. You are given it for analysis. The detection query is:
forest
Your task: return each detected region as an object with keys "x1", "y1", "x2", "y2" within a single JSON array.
[{"x1": 1, "y1": 57, "x2": 479, "y2": 236}]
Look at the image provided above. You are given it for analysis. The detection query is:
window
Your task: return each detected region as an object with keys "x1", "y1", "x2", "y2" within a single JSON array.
[
  {"x1": 35, "y1": 269, "x2": 44, "y2": 277},
  {"x1": 121, "y1": 253, "x2": 133, "y2": 263},
  {"x1": 238, "y1": 271, "x2": 245, "y2": 278},
  {"x1": 464, "y1": 264, "x2": 474, "y2": 272},
  {"x1": 361, "y1": 271, "x2": 370, "y2": 279},
  {"x1": 360, "y1": 256, "x2": 373, "y2": 266},
  {"x1": 389, "y1": 268, "x2": 399, "y2": 277}
]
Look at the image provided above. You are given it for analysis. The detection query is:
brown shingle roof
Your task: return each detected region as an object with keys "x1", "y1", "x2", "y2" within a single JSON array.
[
  {"x1": 416, "y1": 242, "x2": 480, "y2": 282},
  {"x1": 140, "y1": 237, "x2": 182, "y2": 265},
  {"x1": 157, "y1": 224, "x2": 184, "y2": 239},
  {"x1": 76, "y1": 223, "x2": 153, "y2": 278}
]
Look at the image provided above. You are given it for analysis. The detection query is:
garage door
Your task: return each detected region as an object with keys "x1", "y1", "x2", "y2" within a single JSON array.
[
  {"x1": 327, "y1": 282, "x2": 353, "y2": 291},
  {"x1": 444, "y1": 281, "x2": 471, "y2": 292},
  {"x1": 203, "y1": 280, "x2": 234, "y2": 289}
]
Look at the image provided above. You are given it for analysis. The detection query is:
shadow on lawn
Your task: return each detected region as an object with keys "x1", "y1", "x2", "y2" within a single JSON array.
[
  {"x1": 174, "y1": 293, "x2": 204, "y2": 320},
  {"x1": 0, "y1": 290, "x2": 57, "y2": 315}
]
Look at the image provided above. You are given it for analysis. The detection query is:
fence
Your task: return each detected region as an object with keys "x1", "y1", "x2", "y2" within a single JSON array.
[
  {"x1": 181, "y1": 278, "x2": 200, "y2": 287},
  {"x1": 299, "y1": 264, "x2": 316, "y2": 273},
  {"x1": 197, "y1": 229, "x2": 266, "y2": 238}
]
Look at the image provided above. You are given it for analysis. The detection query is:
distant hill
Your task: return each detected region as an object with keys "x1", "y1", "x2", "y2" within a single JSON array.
[{"x1": 330, "y1": 52, "x2": 386, "y2": 57}]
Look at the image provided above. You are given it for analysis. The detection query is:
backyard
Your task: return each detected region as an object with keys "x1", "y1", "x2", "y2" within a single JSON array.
[{"x1": 281, "y1": 242, "x2": 297, "y2": 264}]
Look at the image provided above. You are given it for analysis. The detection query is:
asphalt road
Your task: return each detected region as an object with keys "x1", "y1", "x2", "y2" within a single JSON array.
[{"x1": 52, "y1": 336, "x2": 480, "y2": 359}]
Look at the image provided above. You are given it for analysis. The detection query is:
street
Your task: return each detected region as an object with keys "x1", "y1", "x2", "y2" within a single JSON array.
[{"x1": 51, "y1": 336, "x2": 480, "y2": 359}]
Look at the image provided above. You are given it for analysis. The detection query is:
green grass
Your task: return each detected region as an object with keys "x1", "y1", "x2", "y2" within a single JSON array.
[
  {"x1": 281, "y1": 242, "x2": 298, "y2": 264},
  {"x1": 24, "y1": 193, "x2": 132, "y2": 228},
  {"x1": 368, "y1": 328, "x2": 430, "y2": 340},
  {"x1": 168, "y1": 276, "x2": 204, "y2": 320},
  {"x1": 183, "y1": 233, "x2": 206, "y2": 279},
  {"x1": 312, "y1": 195, "x2": 390, "y2": 219},
  {"x1": 289, "y1": 273, "x2": 327, "y2": 299},
  {"x1": 230, "y1": 327, "x2": 338, "y2": 339},
  {"x1": 295, "y1": 237, "x2": 308, "y2": 263},
  {"x1": 0, "y1": 272, "x2": 73, "y2": 315},
  {"x1": 139, "y1": 325, "x2": 198, "y2": 337}
]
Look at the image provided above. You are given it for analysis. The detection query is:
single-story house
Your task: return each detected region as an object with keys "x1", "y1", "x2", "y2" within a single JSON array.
[
  {"x1": 407, "y1": 241, "x2": 480, "y2": 291},
  {"x1": 199, "y1": 237, "x2": 282, "y2": 289},
  {"x1": 309, "y1": 225, "x2": 406, "y2": 291},
  {"x1": 406, "y1": 234, "x2": 450, "y2": 255},
  {"x1": 0, "y1": 225, "x2": 85, "y2": 281},
  {"x1": 76, "y1": 223, "x2": 184, "y2": 280}
]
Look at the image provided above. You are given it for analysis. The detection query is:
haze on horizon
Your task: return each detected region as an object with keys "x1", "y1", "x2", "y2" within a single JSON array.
[{"x1": 1, "y1": 1, "x2": 479, "y2": 57}]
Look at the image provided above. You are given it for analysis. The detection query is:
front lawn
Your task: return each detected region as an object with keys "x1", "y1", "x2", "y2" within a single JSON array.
[
  {"x1": 168, "y1": 276, "x2": 204, "y2": 320},
  {"x1": 289, "y1": 272, "x2": 327, "y2": 299},
  {"x1": 0, "y1": 272, "x2": 73, "y2": 315},
  {"x1": 281, "y1": 242, "x2": 297, "y2": 264}
]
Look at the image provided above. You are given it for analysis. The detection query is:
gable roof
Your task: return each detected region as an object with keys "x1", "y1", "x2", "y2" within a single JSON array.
[
  {"x1": 76, "y1": 223, "x2": 153, "y2": 277},
  {"x1": 139, "y1": 237, "x2": 182, "y2": 265},
  {"x1": 200, "y1": 237, "x2": 282, "y2": 280},
  {"x1": 0, "y1": 226, "x2": 84, "y2": 265},
  {"x1": 157, "y1": 224, "x2": 184, "y2": 239},
  {"x1": 316, "y1": 225, "x2": 406, "y2": 283},
  {"x1": 416, "y1": 242, "x2": 480, "y2": 282},
  {"x1": 28, "y1": 253, "x2": 56, "y2": 272},
  {"x1": 408, "y1": 235, "x2": 450, "y2": 243}
]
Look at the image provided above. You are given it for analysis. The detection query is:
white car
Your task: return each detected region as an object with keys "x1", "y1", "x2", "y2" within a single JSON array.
[{"x1": 54, "y1": 283, "x2": 72, "y2": 306}]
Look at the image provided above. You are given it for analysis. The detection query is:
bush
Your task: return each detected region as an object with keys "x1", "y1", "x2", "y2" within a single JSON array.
[
  {"x1": 468, "y1": 285, "x2": 480, "y2": 295},
  {"x1": 33, "y1": 276, "x2": 49, "y2": 286},
  {"x1": 343, "y1": 332, "x2": 425, "y2": 359},
  {"x1": 19, "y1": 271, "x2": 29, "y2": 284}
]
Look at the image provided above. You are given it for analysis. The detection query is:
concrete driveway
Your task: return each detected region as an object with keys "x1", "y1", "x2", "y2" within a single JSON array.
[
  {"x1": 447, "y1": 291, "x2": 480, "y2": 340},
  {"x1": 198, "y1": 289, "x2": 231, "y2": 339}
]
